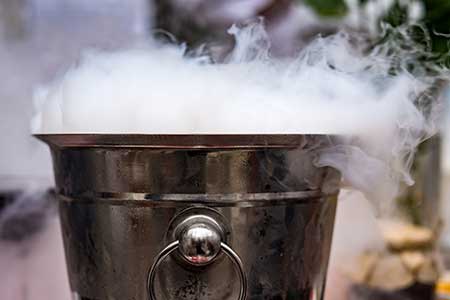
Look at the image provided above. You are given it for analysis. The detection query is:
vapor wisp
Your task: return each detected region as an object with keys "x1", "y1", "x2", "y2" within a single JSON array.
[{"x1": 32, "y1": 21, "x2": 447, "y2": 211}]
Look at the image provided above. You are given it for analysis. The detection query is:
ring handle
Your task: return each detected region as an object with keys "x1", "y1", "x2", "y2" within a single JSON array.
[{"x1": 147, "y1": 240, "x2": 247, "y2": 300}]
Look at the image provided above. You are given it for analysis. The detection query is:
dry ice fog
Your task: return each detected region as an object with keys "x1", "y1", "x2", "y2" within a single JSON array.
[{"x1": 32, "y1": 21, "x2": 447, "y2": 215}]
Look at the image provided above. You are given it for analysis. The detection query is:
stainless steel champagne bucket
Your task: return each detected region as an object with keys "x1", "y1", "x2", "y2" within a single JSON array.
[{"x1": 37, "y1": 134, "x2": 340, "y2": 300}]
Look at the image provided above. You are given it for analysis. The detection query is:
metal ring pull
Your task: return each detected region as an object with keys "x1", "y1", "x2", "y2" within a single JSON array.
[{"x1": 147, "y1": 215, "x2": 247, "y2": 300}]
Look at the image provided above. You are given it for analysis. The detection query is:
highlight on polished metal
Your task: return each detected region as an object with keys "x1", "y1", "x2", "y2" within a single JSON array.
[
  {"x1": 176, "y1": 215, "x2": 224, "y2": 266},
  {"x1": 37, "y1": 134, "x2": 340, "y2": 300}
]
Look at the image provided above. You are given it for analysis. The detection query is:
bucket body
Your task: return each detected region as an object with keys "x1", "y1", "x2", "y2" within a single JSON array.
[{"x1": 39, "y1": 134, "x2": 340, "y2": 300}]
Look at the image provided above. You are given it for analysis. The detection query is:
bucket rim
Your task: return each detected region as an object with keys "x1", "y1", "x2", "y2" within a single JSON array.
[{"x1": 34, "y1": 134, "x2": 335, "y2": 149}]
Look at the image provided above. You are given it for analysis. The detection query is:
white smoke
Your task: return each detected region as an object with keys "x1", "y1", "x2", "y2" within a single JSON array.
[{"x1": 32, "y1": 21, "x2": 446, "y2": 212}]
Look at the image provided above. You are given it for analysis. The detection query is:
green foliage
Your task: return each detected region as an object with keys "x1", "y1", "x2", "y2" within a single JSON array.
[
  {"x1": 303, "y1": 0, "x2": 348, "y2": 17},
  {"x1": 378, "y1": 0, "x2": 450, "y2": 56},
  {"x1": 303, "y1": 0, "x2": 450, "y2": 56},
  {"x1": 381, "y1": 2, "x2": 410, "y2": 27},
  {"x1": 423, "y1": 0, "x2": 450, "y2": 54}
]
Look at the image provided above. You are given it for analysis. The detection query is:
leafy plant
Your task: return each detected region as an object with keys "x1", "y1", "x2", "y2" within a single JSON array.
[{"x1": 303, "y1": 0, "x2": 348, "y2": 17}]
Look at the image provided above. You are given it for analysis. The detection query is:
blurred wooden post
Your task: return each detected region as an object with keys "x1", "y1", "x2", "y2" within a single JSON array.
[{"x1": 0, "y1": 0, "x2": 28, "y2": 41}]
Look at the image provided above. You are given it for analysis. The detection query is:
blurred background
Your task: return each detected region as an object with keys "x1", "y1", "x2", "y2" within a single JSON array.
[{"x1": 0, "y1": 0, "x2": 450, "y2": 299}]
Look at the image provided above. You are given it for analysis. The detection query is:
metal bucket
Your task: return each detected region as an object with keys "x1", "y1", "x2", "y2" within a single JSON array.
[{"x1": 37, "y1": 134, "x2": 340, "y2": 300}]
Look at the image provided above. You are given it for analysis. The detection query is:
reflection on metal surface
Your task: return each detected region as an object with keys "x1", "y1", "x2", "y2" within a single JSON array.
[{"x1": 39, "y1": 134, "x2": 340, "y2": 300}]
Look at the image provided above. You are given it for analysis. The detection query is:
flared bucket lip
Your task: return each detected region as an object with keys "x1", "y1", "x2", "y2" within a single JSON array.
[{"x1": 34, "y1": 134, "x2": 333, "y2": 149}]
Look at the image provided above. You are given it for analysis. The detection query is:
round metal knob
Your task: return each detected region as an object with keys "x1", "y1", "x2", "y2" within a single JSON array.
[{"x1": 179, "y1": 223, "x2": 222, "y2": 265}]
